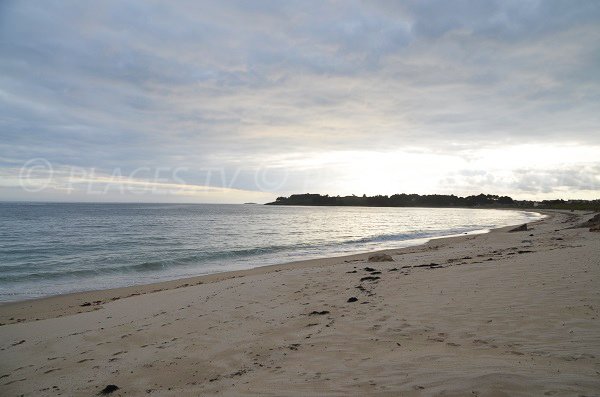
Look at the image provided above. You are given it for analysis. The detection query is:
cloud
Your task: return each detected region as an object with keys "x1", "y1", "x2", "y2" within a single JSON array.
[
  {"x1": 0, "y1": 0, "x2": 599, "y2": 201},
  {"x1": 441, "y1": 164, "x2": 600, "y2": 199}
]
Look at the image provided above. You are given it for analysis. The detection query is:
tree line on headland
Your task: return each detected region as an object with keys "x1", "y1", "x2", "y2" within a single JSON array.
[{"x1": 266, "y1": 193, "x2": 600, "y2": 211}]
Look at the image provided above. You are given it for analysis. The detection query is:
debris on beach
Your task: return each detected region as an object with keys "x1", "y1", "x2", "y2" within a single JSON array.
[
  {"x1": 360, "y1": 276, "x2": 381, "y2": 282},
  {"x1": 413, "y1": 263, "x2": 442, "y2": 269},
  {"x1": 368, "y1": 254, "x2": 394, "y2": 262},
  {"x1": 99, "y1": 384, "x2": 119, "y2": 395},
  {"x1": 509, "y1": 224, "x2": 528, "y2": 232}
]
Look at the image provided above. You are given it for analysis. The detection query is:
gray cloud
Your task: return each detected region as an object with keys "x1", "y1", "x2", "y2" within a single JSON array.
[
  {"x1": 441, "y1": 164, "x2": 600, "y2": 197},
  {"x1": 1, "y1": 0, "x2": 599, "y2": 200}
]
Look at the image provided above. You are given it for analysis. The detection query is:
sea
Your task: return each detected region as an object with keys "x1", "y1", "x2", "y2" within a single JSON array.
[{"x1": 0, "y1": 202, "x2": 543, "y2": 302}]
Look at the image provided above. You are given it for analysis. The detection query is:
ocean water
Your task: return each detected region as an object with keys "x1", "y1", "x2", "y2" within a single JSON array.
[{"x1": 0, "y1": 203, "x2": 542, "y2": 302}]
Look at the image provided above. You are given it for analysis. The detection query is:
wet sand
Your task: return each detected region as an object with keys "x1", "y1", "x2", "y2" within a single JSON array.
[{"x1": 1, "y1": 210, "x2": 599, "y2": 396}]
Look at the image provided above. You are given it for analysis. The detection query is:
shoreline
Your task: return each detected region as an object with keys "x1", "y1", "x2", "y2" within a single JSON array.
[
  {"x1": 0, "y1": 206, "x2": 541, "y2": 307},
  {"x1": 0, "y1": 210, "x2": 544, "y2": 325},
  {"x1": 2, "y1": 209, "x2": 599, "y2": 396}
]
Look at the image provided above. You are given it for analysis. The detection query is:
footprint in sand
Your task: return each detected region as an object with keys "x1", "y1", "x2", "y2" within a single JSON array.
[{"x1": 3, "y1": 378, "x2": 27, "y2": 386}]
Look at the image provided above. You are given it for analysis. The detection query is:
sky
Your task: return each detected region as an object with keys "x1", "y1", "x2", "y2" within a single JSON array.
[{"x1": 1, "y1": 0, "x2": 599, "y2": 203}]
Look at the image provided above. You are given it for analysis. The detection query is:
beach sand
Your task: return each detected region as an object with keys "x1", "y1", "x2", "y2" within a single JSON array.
[{"x1": 1, "y1": 210, "x2": 599, "y2": 396}]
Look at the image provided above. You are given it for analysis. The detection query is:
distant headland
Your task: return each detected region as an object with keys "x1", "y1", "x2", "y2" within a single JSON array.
[{"x1": 266, "y1": 193, "x2": 600, "y2": 211}]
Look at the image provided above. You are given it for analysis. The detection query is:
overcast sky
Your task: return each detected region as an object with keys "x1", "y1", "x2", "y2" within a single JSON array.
[{"x1": 1, "y1": 0, "x2": 599, "y2": 203}]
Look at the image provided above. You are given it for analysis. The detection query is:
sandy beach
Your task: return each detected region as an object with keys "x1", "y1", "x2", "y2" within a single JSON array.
[{"x1": 1, "y1": 210, "x2": 599, "y2": 396}]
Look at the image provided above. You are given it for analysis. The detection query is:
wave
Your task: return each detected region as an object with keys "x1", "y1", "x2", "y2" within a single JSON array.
[
  {"x1": 342, "y1": 224, "x2": 495, "y2": 245},
  {"x1": 0, "y1": 226, "x2": 490, "y2": 284},
  {"x1": 0, "y1": 244, "x2": 305, "y2": 283}
]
